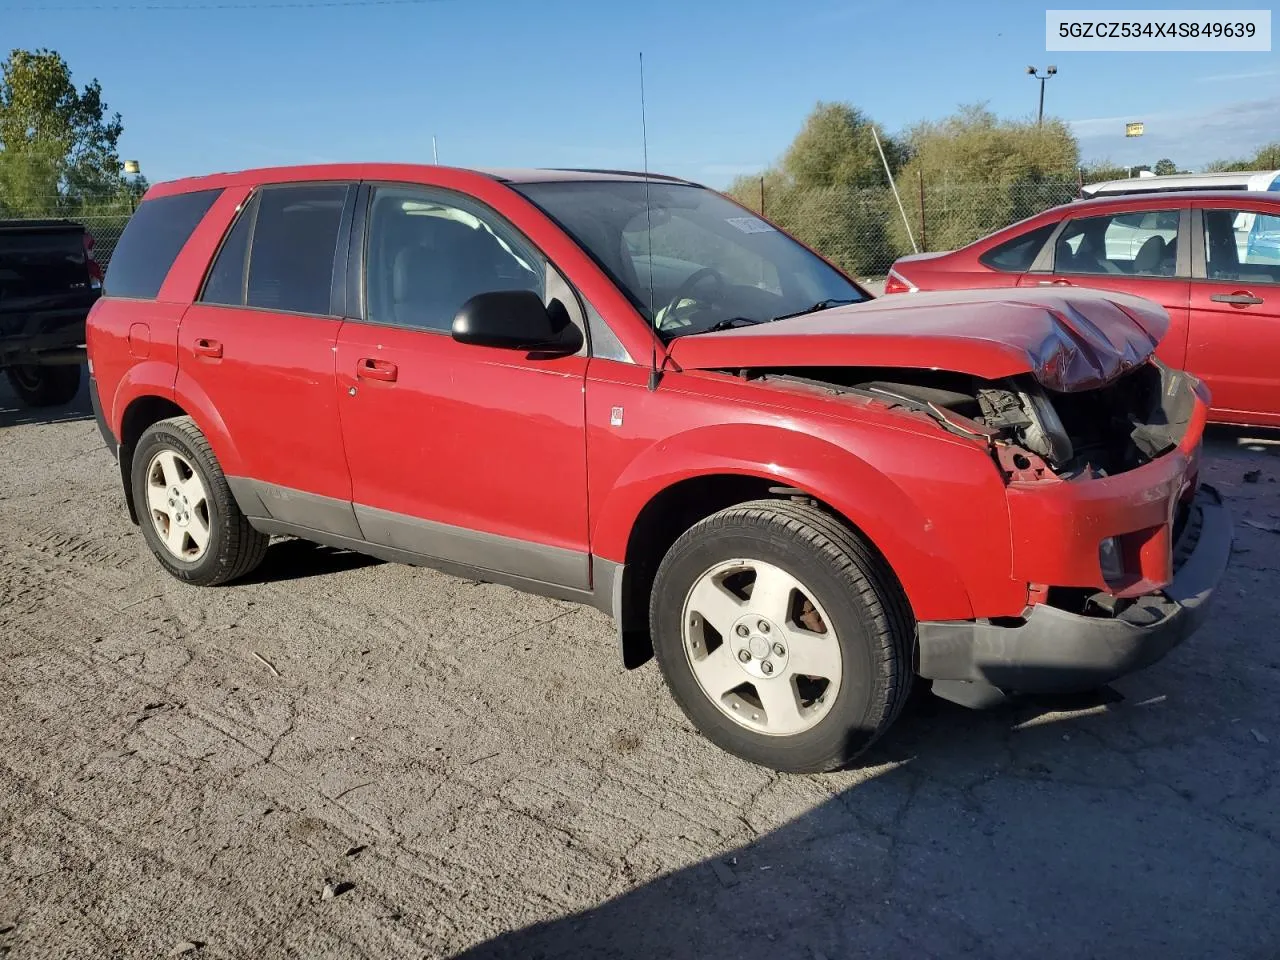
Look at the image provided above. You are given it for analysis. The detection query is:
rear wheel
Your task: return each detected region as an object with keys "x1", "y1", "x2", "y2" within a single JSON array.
[
  {"x1": 650, "y1": 499, "x2": 913, "y2": 773},
  {"x1": 130, "y1": 416, "x2": 268, "y2": 586},
  {"x1": 5, "y1": 364, "x2": 81, "y2": 407}
]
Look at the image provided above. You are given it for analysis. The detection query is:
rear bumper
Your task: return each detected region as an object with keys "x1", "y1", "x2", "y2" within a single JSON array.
[
  {"x1": 916, "y1": 483, "x2": 1231, "y2": 694},
  {"x1": 0, "y1": 300, "x2": 95, "y2": 365},
  {"x1": 88, "y1": 372, "x2": 117, "y2": 457}
]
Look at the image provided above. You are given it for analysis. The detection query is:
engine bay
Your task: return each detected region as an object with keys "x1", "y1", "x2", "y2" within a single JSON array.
[{"x1": 741, "y1": 359, "x2": 1198, "y2": 481}]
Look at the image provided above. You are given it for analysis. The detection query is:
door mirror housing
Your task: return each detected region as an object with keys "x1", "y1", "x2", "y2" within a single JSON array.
[{"x1": 452, "y1": 290, "x2": 579, "y2": 353}]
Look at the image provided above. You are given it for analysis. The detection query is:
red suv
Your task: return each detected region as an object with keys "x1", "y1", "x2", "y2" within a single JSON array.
[
  {"x1": 87, "y1": 164, "x2": 1231, "y2": 772},
  {"x1": 885, "y1": 190, "x2": 1280, "y2": 427}
]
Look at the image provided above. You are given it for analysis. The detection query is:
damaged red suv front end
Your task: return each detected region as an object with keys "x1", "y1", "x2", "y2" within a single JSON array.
[{"x1": 670, "y1": 285, "x2": 1232, "y2": 705}]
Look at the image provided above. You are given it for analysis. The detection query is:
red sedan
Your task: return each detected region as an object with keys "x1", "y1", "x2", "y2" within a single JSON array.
[{"x1": 885, "y1": 190, "x2": 1280, "y2": 427}]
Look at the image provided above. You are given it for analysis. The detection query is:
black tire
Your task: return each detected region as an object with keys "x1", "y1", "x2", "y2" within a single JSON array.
[
  {"x1": 130, "y1": 416, "x2": 269, "y2": 586},
  {"x1": 5, "y1": 364, "x2": 81, "y2": 407},
  {"x1": 650, "y1": 499, "x2": 914, "y2": 773}
]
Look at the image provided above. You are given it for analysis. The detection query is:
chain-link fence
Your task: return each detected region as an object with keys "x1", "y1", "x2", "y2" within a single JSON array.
[
  {"x1": 727, "y1": 178, "x2": 1082, "y2": 278},
  {"x1": 1, "y1": 198, "x2": 135, "y2": 268},
  {"x1": 3, "y1": 179, "x2": 1083, "y2": 281}
]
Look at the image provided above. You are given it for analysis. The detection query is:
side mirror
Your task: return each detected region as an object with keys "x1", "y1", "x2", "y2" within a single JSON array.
[{"x1": 451, "y1": 290, "x2": 579, "y2": 353}]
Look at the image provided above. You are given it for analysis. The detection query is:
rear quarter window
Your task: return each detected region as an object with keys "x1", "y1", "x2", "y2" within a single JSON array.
[
  {"x1": 104, "y1": 189, "x2": 222, "y2": 299},
  {"x1": 978, "y1": 222, "x2": 1056, "y2": 272}
]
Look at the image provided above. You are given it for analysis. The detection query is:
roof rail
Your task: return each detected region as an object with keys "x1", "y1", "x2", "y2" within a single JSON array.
[{"x1": 549, "y1": 167, "x2": 698, "y2": 185}]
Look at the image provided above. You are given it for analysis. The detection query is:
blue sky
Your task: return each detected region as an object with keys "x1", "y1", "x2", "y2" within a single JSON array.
[{"x1": 3, "y1": 0, "x2": 1277, "y2": 186}]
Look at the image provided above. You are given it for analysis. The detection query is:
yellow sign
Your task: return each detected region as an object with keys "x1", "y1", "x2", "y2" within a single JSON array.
[{"x1": 1125, "y1": 122, "x2": 1145, "y2": 138}]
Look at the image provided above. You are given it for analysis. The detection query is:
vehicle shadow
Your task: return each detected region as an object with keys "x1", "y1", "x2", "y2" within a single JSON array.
[
  {"x1": 1204, "y1": 422, "x2": 1280, "y2": 460},
  {"x1": 241, "y1": 537, "x2": 383, "y2": 584},
  {"x1": 0, "y1": 365, "x2": 93, "y2": 429},
  {"x1": 453, "y1": 679, "x2": 1276, "y2": 960}
]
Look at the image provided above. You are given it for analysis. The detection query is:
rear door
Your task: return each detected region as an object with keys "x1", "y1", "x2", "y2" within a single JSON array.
[
  {"x1": 177, "y1": 182, "x2": 360, "y2": 535},
  {"x1": 1187, "y1": 200, "x2": 1280, "y2": 425},
  {"x1": 1017, "y1": 204, "x2": 1192, "y2": 368}
]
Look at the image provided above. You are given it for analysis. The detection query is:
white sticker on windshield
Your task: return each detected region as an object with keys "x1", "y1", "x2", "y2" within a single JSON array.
[{"x1": 726, "y1": 216, "x2": 776, "y2": 234}]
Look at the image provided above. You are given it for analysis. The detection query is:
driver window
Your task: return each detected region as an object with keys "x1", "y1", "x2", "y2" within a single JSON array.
[
  {"x1": 1204, "y1": 207, "x2": 1280, "y2": 284},
  {"x1": 365, "y1": 186, "x2": 545, "y2": 331}
]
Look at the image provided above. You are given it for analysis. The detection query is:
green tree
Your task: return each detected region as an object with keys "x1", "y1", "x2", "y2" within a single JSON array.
[
  {"x1": 890, "y1": 104, "x2": 1080, "y2": 253},
  {"x1": 723, "y1": 102, "x2": 903, "y2": 276},
  {"x1": 781, "y1": 101, "x2": 904, "y2": 189},
  {"x1": 1081, "y1": 160, "x2": 1130, "y2": 184},
  {"x1": 0, "y1": 48, "x2": 127, "y2": 216},
  {"x1": 1153, "y1": 158, "x2": 1178, "y2": 176},
  {"x1": 1206, "y1": 141, "x2": 1280, "y2": 172}
]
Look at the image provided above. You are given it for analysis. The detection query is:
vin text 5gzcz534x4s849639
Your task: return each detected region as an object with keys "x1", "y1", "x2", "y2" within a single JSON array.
[{"x1": 86, "y1": 164, "x2": 1231, "y2": 773}]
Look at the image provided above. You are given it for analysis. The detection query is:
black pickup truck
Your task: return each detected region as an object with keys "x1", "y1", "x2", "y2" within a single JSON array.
[{"x1": 0, "y1": 218, "x2": 102, "y2": 407}]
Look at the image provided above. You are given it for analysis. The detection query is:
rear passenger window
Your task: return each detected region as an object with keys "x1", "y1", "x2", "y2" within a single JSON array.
[
  {"x1": 104, "y1": 189, "x2": 221, "y2": 299},
  {"x1": 979, "y1": 223, "x2": 1055, "y2": 272},
  {"x1": 1054, "y1": 210, "x2": 1180, "y2": 278},
  {"x1": 199, "y1": 194, "x2": 257, "y2": 306},
  {"x1": 246, "y1": 185, "x2": 347, "y2": 315}
]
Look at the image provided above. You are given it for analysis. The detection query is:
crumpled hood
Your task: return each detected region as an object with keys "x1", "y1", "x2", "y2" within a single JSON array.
[{"x1": 666, "y1": 286, "x2": 1168, "y2": 392}]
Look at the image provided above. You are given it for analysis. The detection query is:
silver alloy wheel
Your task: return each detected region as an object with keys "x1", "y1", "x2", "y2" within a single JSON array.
[
  {"x1": 681, "y1": 558, "x2": 843, "y2": 736},
  {"x1": 145, "y1": 449, "x2": 211, "y2": 562}
]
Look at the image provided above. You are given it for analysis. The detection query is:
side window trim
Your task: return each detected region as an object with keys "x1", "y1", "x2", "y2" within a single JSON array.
[
  {"x1": 240, "y1": 191, "x2": 259, "y2": 305},
  {"x1": 343, "y1": 183, "x2": 371, "y2": 321},
  {"x1": 329, "y1": 184, "x2": 358, "y2": 319},
  {"x1": 1190, "y1": 206, "x2": 1208, "y2": 280},
  {"x1": 1028, "y1": 218, "x2": 1070, "y2": 273},
  {"x1": 1174, "y1": 206, "x2": 1192, "y2": 279},
  {"x1": 545, "y1": 261, "x2": 590, "y2": 359}
]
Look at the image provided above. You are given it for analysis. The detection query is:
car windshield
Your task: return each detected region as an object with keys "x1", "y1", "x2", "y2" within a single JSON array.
[{"x1": 512, "y1": 180, "x2": 868, "y2": 338}]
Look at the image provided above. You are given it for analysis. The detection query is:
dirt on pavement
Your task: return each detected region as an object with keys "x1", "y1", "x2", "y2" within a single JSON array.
[{"x1": 1, "y1": 370, "x2": 1278, "y2": 960}]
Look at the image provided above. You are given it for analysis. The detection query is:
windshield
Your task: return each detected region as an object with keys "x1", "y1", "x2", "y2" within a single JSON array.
[{"x1": 512, "y1": 180, "x2": 868, "y2": 338}]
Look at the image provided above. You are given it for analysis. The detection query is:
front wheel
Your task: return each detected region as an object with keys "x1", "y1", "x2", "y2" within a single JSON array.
[
  {"x1": 5, "y1": 364, "x2": 81, "y2": 407},
  {"x1": 650, "y1": 500, "x2": 913, "y2": 773}
]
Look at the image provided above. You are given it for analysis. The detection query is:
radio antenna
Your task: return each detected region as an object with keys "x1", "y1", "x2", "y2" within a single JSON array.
[{"x1": 640, "y1": 52, "x2": 660, "y2": 391}]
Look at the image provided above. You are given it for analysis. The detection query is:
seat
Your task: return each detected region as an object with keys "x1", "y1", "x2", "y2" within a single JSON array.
[
  {"x1": 1133, "y1": 235, "x2": 1167, "y2": 275},
  {"x1": 1205, "y1": 212, "x2": 1243, "y2": 281}
]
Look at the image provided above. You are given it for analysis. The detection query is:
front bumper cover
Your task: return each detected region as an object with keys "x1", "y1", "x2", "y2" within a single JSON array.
[{"x1": 916, "y1": 483, "x2": 1231, "y2": 694}]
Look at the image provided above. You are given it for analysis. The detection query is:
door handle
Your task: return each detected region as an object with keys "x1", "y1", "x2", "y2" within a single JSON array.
[
  {"x1": 356, "y1": 358, "x2": 398, "y2": 382},
  {"x1": 1210, "y1": 292, "x2": 1263, "y2": 306},
  {"x1": 193, "y1": 337, "x2": 223, "y2": 359}
]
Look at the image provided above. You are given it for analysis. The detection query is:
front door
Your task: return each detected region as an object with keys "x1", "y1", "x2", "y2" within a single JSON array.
[
  {"x1": 1187, "y1": 203, "x2": 1280, "y2": 426},
  {"x1": 335, "y1": 183, "x2": 591, "y2": 589}
]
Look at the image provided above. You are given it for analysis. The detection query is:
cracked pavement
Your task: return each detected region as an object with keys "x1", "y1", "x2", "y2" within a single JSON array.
[{"x1": 1, "y1": 372, "x2": 1278, "y2": 959}]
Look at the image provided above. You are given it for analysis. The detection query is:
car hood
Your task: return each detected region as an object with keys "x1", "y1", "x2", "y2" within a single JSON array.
[{"x1": 666, "y1": 287, "x2": 1169, "y2": 392}]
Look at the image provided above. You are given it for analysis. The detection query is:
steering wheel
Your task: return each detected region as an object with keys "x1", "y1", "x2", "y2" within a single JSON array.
[{"x1": 656, "y1": 267, "x2": 726, "y2": 331}]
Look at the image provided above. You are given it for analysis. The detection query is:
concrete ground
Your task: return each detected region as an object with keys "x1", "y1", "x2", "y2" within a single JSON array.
[{"x1": 1, "y1": 369, "x2": 1277, "y2": 960}]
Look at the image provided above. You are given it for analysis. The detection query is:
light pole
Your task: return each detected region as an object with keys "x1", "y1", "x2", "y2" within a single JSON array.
[
  {"x1": 1026, "y1": 65, "x2": 1057, "y2": 126},
  {"x1": 123, "y1": 160, "x2": 142, "y2": 212}
]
